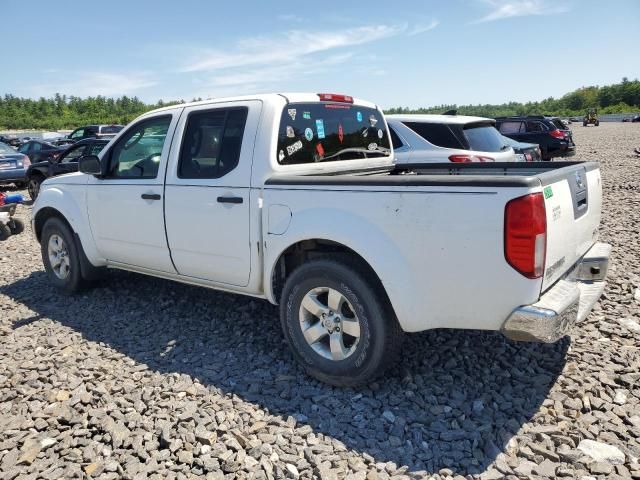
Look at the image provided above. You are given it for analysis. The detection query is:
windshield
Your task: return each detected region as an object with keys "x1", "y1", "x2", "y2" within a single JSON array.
[
  {"x1": 462, "y1": 124, "x2": 507, "y2": 152},
  {"x1": 276, "y1": 102, "x2": 391, "y2": 165},
  {"x1": 0, "y1": 143, "x2": 16, "y2": 154}
]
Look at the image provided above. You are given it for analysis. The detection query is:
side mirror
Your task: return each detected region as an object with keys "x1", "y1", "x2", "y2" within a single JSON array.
[{"x1": 78, "y1": 155, "x2": 102, "y2": 176}]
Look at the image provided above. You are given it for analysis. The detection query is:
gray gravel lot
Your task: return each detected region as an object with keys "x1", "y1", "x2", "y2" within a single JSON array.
[{"x1": 1, "y1": 122, "x2": 639, "y2": 479}]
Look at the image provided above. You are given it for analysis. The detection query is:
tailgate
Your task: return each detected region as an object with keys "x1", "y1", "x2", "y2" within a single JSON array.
[{"x1": 541, "y1": 162, "x2": 602, "y2": 291}]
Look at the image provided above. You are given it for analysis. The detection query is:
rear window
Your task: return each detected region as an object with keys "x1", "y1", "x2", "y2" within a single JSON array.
[
  {"x1": 101, "y1": 125, "x2": 123, "y2": 134},
  {"x1": 462, "y1": 124, "x2": 506, "y2": 152},
  {"x1": 276, "y1": 103, "x2": 390, "y2": 165},
  {"x1": 403, "y1": 122, "x2": 464, "y2": 149}
]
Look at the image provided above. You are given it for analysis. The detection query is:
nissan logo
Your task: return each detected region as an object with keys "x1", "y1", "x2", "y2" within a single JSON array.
[{"x1": 575, "y1": 171, "x2": 584, "y2": 189}]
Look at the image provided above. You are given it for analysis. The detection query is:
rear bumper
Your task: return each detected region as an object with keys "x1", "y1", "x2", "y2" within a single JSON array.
[
  {"x1": 0, "y1": 168, "x2": 27, "y2": 184},
  {"x1": 501, "y1": 242, "x2": 611, "y2": 343}
]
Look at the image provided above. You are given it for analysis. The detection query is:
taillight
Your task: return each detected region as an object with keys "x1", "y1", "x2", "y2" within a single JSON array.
[
  {"x1": 525, "y1": 153, "x2": 533, "y2": 162},
  {"x1": 22, "y1": 155, "x2": 31, "y2": 168},
  {"x1": 448, "y1": 154, "x2": 494, "y2": 163},
  {"x1": 505, "y1": 193, "x2": 546, "y2": 279},
  {"x1": 549, "y1": 129, "x2": 565, "y2": 139},
  {"x1": 317, "y1": 93, "x2": 354, "y2": 103}
]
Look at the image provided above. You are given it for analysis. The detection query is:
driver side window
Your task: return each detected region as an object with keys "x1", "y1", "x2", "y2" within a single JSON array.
[{"x1": 106, "y1": 116, "x2": 171, "y2": 179}]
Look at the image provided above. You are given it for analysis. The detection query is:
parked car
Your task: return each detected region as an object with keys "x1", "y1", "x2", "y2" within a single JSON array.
[
  {"x1": 632, "y1": 115, "x2": 640, "y2": 123},
  {"x1": 26, "y1": 138, "x2": 109, "y2": 200},
  {"x1": 33, "y1": 92, "x2": 609, "y2": 386},
  {"x1": 501, "y1": 135, "x2": 542, "y2": 162},
  {"x1": 495, "y1": 115, "x2": 575, "y2": 160},
  {"x1": 17, "y1": 140, "x2": 66, "y2": 163},
  {"x1": 386, "y1": 114, "x2": 517, "y2": 163},
  {"x1": 0, "y1": 142, "x2": 30, "y2": 188},
  {"x1": 53, "y1": 124, "x2": 124, "y2": 146},
  {"x1": 0, "y1": 135, "x2": 21, "y2": 148}
]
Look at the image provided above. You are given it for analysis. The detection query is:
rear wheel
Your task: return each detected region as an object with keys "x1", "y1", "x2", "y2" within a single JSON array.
[
  {"x1": 41, "y1": 217, "x2": 88, "y2": 294},
  {"x1": 280, "y1": 257, "x2": 403, "y2": 386},
  {"x1": 28, "y1": 175, "x2": 44, "y2": 201}
]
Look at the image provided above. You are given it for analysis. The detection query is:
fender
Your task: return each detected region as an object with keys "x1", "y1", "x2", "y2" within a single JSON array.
[
  {"x1": 263, "y1": 206, "x2": 417, "y2": 332},
  {"x1": 33, "y1": 185, "x2": 106, "y2": 267}
]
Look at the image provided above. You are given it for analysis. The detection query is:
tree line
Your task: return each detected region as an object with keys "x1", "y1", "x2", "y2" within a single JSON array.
[
  {"x1": 386, "y1": 78, "x2": 640, "y2": 117},
  {"x1": 1, "y1": 78, "x2": 639, "y2": 130}
]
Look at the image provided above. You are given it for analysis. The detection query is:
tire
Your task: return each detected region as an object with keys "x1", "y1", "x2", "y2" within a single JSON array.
[
  {"x1": 280, "y1": 257, "x2": 403, "y2": 387},
  {"x1": 8, "y1": 218, "x2": 24, "y2": 235},
  {"x1": 0, "y1": 223, "x2": 10, "y2": 241},
  {"x1": 595, "y1": 121, "x2": 600, "y2": 126},
  {"x1": 583, "y1": 122, "x2": 587, "y2": 127},
  {"x1": 41, "y1": 217, "x2": 88, "y2": 294},
  {"x1": 28, "y1": 175, "x2": 44, "y2": 201}
]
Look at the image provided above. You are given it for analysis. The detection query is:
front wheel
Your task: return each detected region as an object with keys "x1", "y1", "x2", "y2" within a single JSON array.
[
  {"x1": 41, "y1": 217, "x2": 88, "y2": 294},
  {"x1": 280, "y1": 258, "x2": 403, "y2": 386}
]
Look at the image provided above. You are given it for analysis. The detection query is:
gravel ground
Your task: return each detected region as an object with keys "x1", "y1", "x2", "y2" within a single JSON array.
[{"x1": 1, "y1": 122, "x2": 639, "y2": 480}]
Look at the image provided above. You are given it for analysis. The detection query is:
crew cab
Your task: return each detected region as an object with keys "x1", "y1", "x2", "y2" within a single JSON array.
[{"x1": 32, "y1": 93, "x2": 610, "y2": 386}]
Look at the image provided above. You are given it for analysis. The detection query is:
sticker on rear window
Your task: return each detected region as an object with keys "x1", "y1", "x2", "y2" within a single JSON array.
[
  {"x1": 316, "y1": 119, "x2": 325, "y2": 139},
  {"x1": 286, "y1": 140, "x2": 303, "y2": 156},
  {"x1": 356, "y1": 111, "x2": 363, "y2": 122},
  {"x1": 286, "y1": 126, "x2": 295, "y2": 138},
  {"x1": 367, "y1": 142, "x2": 378, "y2": 151},
  {"x1": 543, "y1": 186, "x2": 553, "y2": 199},
  {"x1": 288, "y1": 108, "x2": 297, "y2": 121},
  {"x1": 338, "y1": 124, "x2": 344, "y2": 143},
  {"x1": 377, "y1": 128, "x2": 383, "y2": 139},
  {"x1": 369, "y1": 114, "x2": 378, "y2": 127},
  {"x1": 303, "y1": 111, "x2": 311, "y2": 120},
  {"x1": 316, "y1": 143, "x2": 325, "y2": 159},
  {"x1": 304, "y1": 128, "x2": 313, "y2": 141}
]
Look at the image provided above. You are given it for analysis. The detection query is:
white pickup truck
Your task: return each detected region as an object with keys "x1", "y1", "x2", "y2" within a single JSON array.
[{"x1": 32, "y1": 93, "x2": 610, "y2": 386}]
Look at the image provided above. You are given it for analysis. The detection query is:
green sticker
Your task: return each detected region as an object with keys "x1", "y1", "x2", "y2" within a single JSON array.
[{"x1": 543, "y1": 186, "x2": 553, "y2": 199}]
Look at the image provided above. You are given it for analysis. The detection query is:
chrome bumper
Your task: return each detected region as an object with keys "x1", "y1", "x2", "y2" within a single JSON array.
[{"x1": 501, "y1": 242, "x2": 611, "y2": 343}]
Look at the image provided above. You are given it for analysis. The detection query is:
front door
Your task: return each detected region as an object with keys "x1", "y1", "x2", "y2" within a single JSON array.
[
  {"x1": 86, "y1": 112, "x2": 181, "y2": 273},
  {"x1": 163, "y1": 101, "x2": 261, "y2": 286}
]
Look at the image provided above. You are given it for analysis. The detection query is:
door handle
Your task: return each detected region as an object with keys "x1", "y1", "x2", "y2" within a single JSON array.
[
  {"x1": 141, "y1": 193, "x2": 161, "y2": 200},
  {"x1": 217, "y1": 196, "x2": 243, "y2": 204}
]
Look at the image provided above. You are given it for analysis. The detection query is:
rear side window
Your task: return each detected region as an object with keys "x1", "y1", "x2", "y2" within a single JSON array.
[
  {"x1": 498, "y1": 121, "x2": 524, "y2": 134},
  {"x1": 178, "y1": 107, "x2": 248, "y2": 179},
  {"x1": 462, "y1": 124, "x2": 506, "y2": 153},
  {"x1": 550, "y1": 119, "x2": 565, "y2": 130},
  {"x1": 276, "y1": 103, "x2": 390, "y2": 165},
  {"x1": 403, "y1": 122, "x2": 464, "y2": 149},
  {"x1": 526, "y1": 121, "x2": 547, "y2": 132}
]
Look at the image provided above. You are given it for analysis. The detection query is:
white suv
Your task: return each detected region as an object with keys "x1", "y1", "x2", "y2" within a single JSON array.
[{"x1": 387, "y1": 114, "x2": 517, "y2": 163}]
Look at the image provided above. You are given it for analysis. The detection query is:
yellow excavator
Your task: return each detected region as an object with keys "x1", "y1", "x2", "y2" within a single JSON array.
[{"x1": 583, "y1": 108, "x2": 599, "y2": 126}]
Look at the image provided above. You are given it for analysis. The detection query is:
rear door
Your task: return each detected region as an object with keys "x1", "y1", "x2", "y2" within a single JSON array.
[
  {"x1": 163, "y1": 101, "x2": 261, "y2": 286},
  {"x1": 540, "y1": 163, "x2": 602, "y2": 291}
]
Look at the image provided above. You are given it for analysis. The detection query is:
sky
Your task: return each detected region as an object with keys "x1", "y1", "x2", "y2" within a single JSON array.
[{"x1": 2, "y1": 0, "x2": 639, "y2": 109}]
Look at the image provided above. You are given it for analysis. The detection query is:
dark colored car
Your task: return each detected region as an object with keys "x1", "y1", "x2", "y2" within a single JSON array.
[
  {"x1": 53, "y1": 124, "x2": 124, "y2": 146},
  {"x1": 495, "y1": 115, "x2": 575, "y2": 160},
  {"x1": 26, "y1": 138, "x2": 108, "y2": 199},
  {"x1": 0, "y1": 142, "x2": 30, "y2": 188},
  {"x1": 17, "y1": 140, "x2": 66, "y2": 164},
  {"x1": 632, "y1": 115, "x2": 640, "y2": 123},
  {"x1": 500, "y1": 135, "x2": 542, "y2": 162}
]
